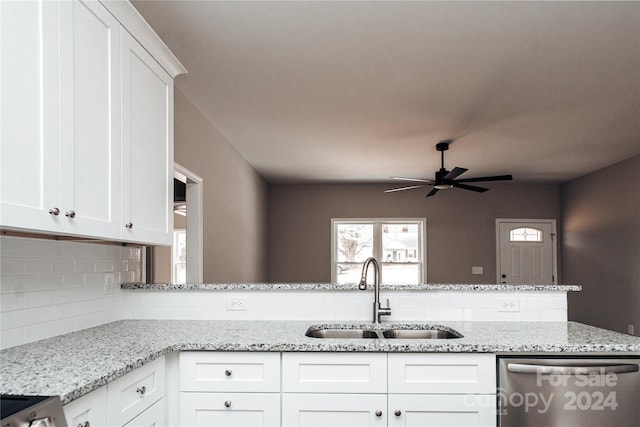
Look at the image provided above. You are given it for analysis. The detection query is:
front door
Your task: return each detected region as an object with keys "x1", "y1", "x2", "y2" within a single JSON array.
[{"x1": 496, "y1": 219, "x2": 557, "y2": 284}]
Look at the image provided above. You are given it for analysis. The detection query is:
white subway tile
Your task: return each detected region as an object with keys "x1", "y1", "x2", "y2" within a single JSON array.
[
  {"x1": 63, "y1": 273, "x2": 85, "y2": 287},
  {"x1": 0, "y1": 327, "x2": 25, "y2": 350},
  {"x1": 23, "y1": 258, "x2": 51, "y2": 274},
  {"x1": 1, "y1": 257, "x2": 24, "y2": 274},
  {"x1": 51, "y1": 258, "x2": 75, "y2": 274},
  {"x1": 0, "y1": 292, "x2": 25, "y2": 312}
]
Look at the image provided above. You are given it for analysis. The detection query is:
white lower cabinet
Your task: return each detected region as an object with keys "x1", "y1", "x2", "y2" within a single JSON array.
[
  {"x1": 63, "y1": 385, "x2": 108, "y2": 427},
  {"x1": 388, "y1": 394, "x2": 496, "y2": 427},
  {"x1": 179, "y1": 352, "x2": 281, "y2": 427},
  {"x1": 123, "y1": 398, "x2": 166, "y2": 427},
  {"x1": 282, "y1": 393, "x2": 387, "y2": 427}
]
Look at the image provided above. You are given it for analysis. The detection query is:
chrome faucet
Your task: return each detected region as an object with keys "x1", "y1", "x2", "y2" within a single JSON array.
[{"x1": 357, "y1": 257, "x2": 391, "y2": 323}]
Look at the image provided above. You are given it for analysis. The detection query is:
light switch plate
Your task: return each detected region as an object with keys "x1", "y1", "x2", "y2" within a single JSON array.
[
  {"x1": 472, "y1": 266, "x2": 483, "y2": 275},
  {"x1": 226, "y1": 296, "x2": 248, "y2": 311}
]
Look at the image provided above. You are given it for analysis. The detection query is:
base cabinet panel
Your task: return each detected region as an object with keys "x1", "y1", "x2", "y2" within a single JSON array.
[
  {"x1": 63, "y1": 385, "x2": 107, "y2": 427},
  {"x1": 282, "y1": 393, "x2": 387, "y2": 427},
  {"x1": 180, "y1": 392, "x2": 280, "y2": 427},
  {"x1": 388, "y1": 394, "x2": 496, "y2": 427},
  {"x1": 124, "y1": 398, "x2": 166, "y2": 427}
]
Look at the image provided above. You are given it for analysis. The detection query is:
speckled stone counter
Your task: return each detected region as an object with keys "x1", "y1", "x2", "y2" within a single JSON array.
[
  {"x1": 121, "y1": 283, "x2": 582, "y2": 291},
  {"x1": 2, "y1": 319, "x2": 638, "y2": 404}
]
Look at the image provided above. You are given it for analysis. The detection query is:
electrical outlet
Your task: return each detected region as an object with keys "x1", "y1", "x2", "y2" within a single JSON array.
[
  {"x1": 104, "y1": 273, "x2": 115, "y2": 295},
  {"x1": 628, "y1": 324, "x2": 635, "y2": 335},
  {"x1": 472, "y1": 266, "x2": 483, "y2": 275},
  {"x1": 498, "y1": 298, "x2": 520, "y2": 312},
  {"x1": 226, "y1": 296, "x2": 248, "y2": 311}
]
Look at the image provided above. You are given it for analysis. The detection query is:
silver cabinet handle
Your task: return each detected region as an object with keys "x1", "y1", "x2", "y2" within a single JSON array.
[
  {"x1": 49, "y1": 207, "x2": 60, "y2": 216},
  {"x1": 225, "y1": 369, "x2": 232, "y2": 377},
  {"x1": 507, "y1": 363, "x2": 639, "y2": 375},
  {"x1": 125, "y1": 222, "x2": 133, "y2": 229},
  {"x1": 136, "y1": 386, "x2": 146, "y2": 395},
  {"x1": 65, "y1": 210, "x2": 76, "y2": 218},
  {"x1": 375, "y1": 410, "x2": 382, "y2": 417},
  {"x1": 394, "y1": 410, "x2": 402, "y2": 416},
  {"x1": 224, "y1": 400, "x2": 232, "y2": 408}
]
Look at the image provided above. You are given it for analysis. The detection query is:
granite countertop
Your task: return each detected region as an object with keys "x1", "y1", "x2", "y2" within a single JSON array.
[
  {"x1": 121, "y1": 283, "x2": 582, "y2": 291},
  {"x1": 2, "y1": 319, "x2": 638, "y2": 404}
]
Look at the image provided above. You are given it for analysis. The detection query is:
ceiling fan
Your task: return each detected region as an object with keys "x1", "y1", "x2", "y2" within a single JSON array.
[{"x1": 385, "y1": 140, "x2": 513, "y2": 197}]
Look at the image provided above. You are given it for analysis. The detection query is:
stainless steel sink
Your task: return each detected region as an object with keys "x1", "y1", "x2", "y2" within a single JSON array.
[
  {"x1": 305, "y1": 329, "x2": 380, "y2": 339},
  {"x1": 305, "y1": 325, "x2": 463, "y2": 339},
  {"x1": 382, "y1": 328, "x2": 461, "y2": 339}
]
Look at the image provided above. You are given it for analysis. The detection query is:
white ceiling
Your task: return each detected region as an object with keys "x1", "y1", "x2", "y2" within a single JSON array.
[{"x1": 132, "y1": 0, "x2": 640, "y2": 184}]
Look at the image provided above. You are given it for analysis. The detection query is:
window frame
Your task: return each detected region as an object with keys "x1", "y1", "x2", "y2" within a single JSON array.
[{"x1": 331, "y1": 218, "x2": 427, "y2": 284}]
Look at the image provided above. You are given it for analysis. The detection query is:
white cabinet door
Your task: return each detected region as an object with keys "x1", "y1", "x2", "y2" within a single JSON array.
[
  {"x1": 121, "y1": 30, "x2": 174, "y2": 245},
  {"x1": 124, "y1": 398, "x2": 165, "y2": 427},
  {"x1": 282, "y1": 393, "x2": 387, "y2": 427},
  {"x1": 180, "y1": 392, "x2": 280, "y2": 427},
  {"x1": 63, "y1": 385, "x2": 108, "y2": 427},
  {"x1": 57, "y1": 0, "x2": 122, "y2": 239},
  {"x1": 388, "y1": 394, "x2": 496, "y2": 427},
  {"x1": 0, "y1": 0, "x2": 60, "y2": 232}
]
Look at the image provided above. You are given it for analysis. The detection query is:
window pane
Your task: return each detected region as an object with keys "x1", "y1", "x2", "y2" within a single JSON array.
[
  {"x1": 509, "y1": 227, "x2": 542, "y2": 242},
  {"x1": 336, "y1": 224, "x2": 373, "y2": 262},
  {"x1": 382, "y1": 262, "x2": 421, "y2": 284},
  {"x1": 382, "y1": 223, "x2": 419, "y2": 263}
]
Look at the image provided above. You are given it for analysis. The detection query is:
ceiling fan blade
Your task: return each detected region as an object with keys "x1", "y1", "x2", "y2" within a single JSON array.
[
  {"x1": 456, "y1": 174, "x2": 513, "y2": 183},
  {"x1": 425, "y1": 188, "x2": 439, "y2": 197},
  {"x1": 384, "y1": 184, "x2": 426, "y2": 193},
  {"x1": 453, "y1": 182, "x2": 489, "y2": 192},
  {"x1": 390, "y1": 176, "x2": 434, "y2": 184},
  {"x1": 443, "y1": 167, "x2": 468, "y2": 180}
]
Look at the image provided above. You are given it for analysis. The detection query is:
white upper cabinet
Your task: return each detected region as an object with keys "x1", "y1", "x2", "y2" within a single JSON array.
[
  {"x1": 1, "y1": 0, "x2": 60, "y2": 232},
  {"x1": 0, "y1": 0, "x2": 185, "y2": 245},
  {"x1": 58, "y1": 0, "x2": 122, "y2": 239},
  {"x1": 121, "y1": 30, "x2": 174, "y2": 245}
]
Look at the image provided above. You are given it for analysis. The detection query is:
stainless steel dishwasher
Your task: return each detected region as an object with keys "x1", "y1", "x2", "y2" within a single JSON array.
[{"x1": 498, "y1": 356, "x2": 640, "y2": 427}]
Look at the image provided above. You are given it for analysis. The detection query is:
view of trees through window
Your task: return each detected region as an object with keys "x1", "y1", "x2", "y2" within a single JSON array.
[{"x1": 333, "y1": 219, "x2": 425, "y2": 284}]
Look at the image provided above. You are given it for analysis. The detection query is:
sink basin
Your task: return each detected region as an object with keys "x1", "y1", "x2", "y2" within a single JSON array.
[
  {"x1": 305, "y1": 325, "x2": 463, "y2": 339},
  {"x1": 305, "y1": 329, "x2": 380, "y2": 339},
  {"x1": 382, "y1": 329, "x2": 461, "y2": 339}
]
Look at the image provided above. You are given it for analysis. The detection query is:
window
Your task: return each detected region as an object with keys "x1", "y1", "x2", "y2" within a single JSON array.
[
  {"x1": 509, "y1": 227, "x2": 542, "y2": 242},
  {"x1": 172, "y1": 230, "x2": 187, "y2": 283},
  {"x1": 331, "y1": 218, "x2": 426, "y2": 284}
]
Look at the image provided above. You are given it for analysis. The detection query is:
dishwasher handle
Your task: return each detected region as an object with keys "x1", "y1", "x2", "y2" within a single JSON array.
[{"x1": 507, "y1": 362, "x2": 639, "y2": 375}]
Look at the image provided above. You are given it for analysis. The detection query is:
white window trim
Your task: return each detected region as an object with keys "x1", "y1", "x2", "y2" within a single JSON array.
[{"x1": 331, "y1": 218, "x2": 427, "y2": 284}]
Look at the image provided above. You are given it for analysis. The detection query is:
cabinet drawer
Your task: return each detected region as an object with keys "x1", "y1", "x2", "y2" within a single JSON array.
[
  {"x1": 282, "y1": 353, "x2": 387, "y2": 393},
  {"x1": 388, "y1": 353, "x2": 495, "y2": 394},
  {"x1": 180, "y1": 392, "x2": 280, "y2": 427},
  {"x1": 63, "y1": 386, "x2": 107, "y2": 427},
  {"x1": 180, "y1": 352, "x2": 280, "y2": 392},
  {"x1": 107, "y1": 356, "x2": 165, "y2": 426}
]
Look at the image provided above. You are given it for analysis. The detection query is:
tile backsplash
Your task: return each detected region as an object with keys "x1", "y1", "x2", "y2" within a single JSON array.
[{"x1": 0, "y1": 235, "x2": 141, "y2": 349}]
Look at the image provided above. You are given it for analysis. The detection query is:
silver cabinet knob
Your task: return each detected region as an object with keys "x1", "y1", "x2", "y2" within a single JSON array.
[
  {"x1": 375, "y1": 410, "x2": 382, "y2": 417},
  {"x1": 125, "y1": 222, "x2": 133, "y2": 229},
  {"x1": 29, "y1": 418, "x2": 51, "y2": 427},
  {"x1": 77, "y1": 422, "x2": 90, "y2": 427},
  {"x1": 136, "y1": 386, "x2": 146, "y2": 395},
  {"x1": 49, "y1": 207, "x2": 60, "y2": 216},
  {"x1": 225, "y1": 369, "x2": 232, "y2": 377},
  {"x1": 65, "y1": 210, "x2": 76, "y2": 218},
  {"x1": 394, "y1": 410, "x2": 402, "y2": 416},
  {"x1": 224, "y1": 400, "x2": 232, "y2": 408}
]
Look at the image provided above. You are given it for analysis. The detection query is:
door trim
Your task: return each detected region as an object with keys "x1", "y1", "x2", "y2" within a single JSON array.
[
  {"x1": 495, "y1": 218, "x2": 558, "y2": 284},
  {"x1": 174, "y1": 162, "x2": 203, "y2": 283}
]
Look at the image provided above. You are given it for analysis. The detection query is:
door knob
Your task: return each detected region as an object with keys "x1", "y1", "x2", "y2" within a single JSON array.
[
  {"x1": 375, "y1": 410, "x2": 382, "y2": 417},
  {"x1": 125, "y1": 222, "x2": 133, "y2": 229},
  {"x1": 65, "y1": 210, "x2": 76, "y2": 218},
  {"x1": 394, "y1": 410, "x2": 402, "y2": 416},
  {"x1": 49, "y1": 207, "x2": 60, "y2": 216},
  {"x1": 225, "y1": 369, "x2": 232, "y2": 376},
  {"x1": 224, "y1": 400, "x2": 232, "y2": 408}
]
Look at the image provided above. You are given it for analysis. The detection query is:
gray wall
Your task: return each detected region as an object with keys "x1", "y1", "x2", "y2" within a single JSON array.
[
  {"x1": 562, "y1": 155, "x2": 640, "y2": 334},
  {"x1": 174, "y1": 89, "x2": 270, "y2": 282},
  {"x1": 269, "y1": 182, "x2": 560, "y2": 283}
]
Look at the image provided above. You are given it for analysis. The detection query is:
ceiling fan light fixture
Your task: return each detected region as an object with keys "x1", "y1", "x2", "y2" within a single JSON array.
[{"x1": 434, "y1": 184, "x2": 453, "y2": 190}]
